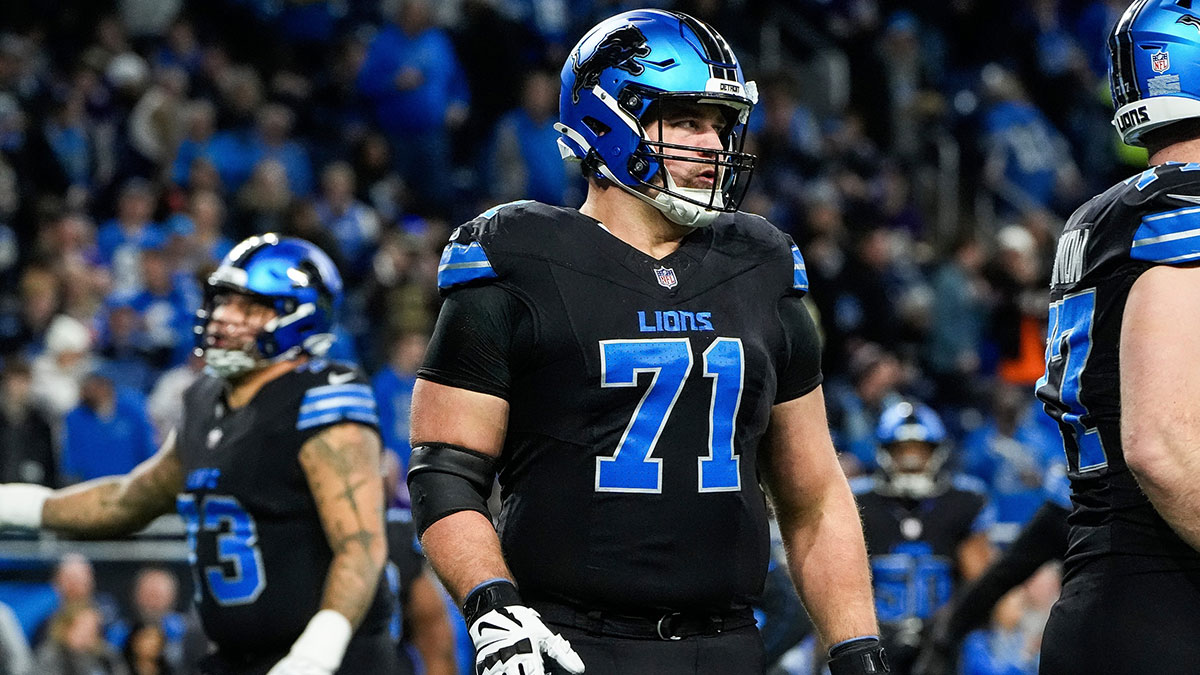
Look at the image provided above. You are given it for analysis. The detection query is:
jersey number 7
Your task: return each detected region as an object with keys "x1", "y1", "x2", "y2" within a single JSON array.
[
  {"x1": 1036, "y1": 289, "x2": 1108, "y2": 473},
  {"x1": 596, "y1": 338, "x2": 743, "y2": 493}
]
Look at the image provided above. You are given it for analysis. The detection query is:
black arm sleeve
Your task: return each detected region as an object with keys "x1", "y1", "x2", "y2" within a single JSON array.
[
  {"x1": 936, "y1": 500, "x2": 1070, "y2": 645},
  {"x1": 417, "y1": 284, "x2": 531, "y2": 400},
  {"x1": 775, "y1": 295, "x2": 824, "y2": 403}
]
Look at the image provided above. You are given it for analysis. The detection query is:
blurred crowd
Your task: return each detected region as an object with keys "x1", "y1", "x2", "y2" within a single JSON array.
[{"x1": 0, "y1": 0, "x2": 1146, "y2": 673}]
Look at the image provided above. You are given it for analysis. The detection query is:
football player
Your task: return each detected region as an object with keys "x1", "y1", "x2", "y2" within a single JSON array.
[
  {"x1": 406, "y1": 9, "x2": 887, "y2": 675},
  {"x1": 0, "y1": 234, "x2": 400, "y2": 675},
  {"x1": 853, "y1": 401, "x2": 993, "y2": 674},
  {"x1": 1034, "y1": 1, "x2": 1200, "y2": 671}
]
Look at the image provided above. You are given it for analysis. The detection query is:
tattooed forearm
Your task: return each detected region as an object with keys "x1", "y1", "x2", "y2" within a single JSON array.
[
  {"x1": 300, "y1": 423, "x2": 387, "y2": 627},
  {"x1": 43, "y1": 440, "x2": 182, "y2": 538}
]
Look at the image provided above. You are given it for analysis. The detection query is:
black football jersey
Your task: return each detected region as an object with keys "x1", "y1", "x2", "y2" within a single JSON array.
[
  {"x1": 852, "y1": 476, "x2": 992, "y2": 625},
  {"x1": 421, "y1": 201, "x2": 821, "y2": 614},
  {"x1": 1037, "y1": 162, "x2": 1200, "y2": 569},
  {"x1": 175, "y1": 360, "x2": 393, "y2": 654}
]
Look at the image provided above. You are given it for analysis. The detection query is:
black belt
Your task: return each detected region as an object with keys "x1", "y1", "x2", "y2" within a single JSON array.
[{"x1": 531, "y1": 602, "x2": 757, "y2": 641}]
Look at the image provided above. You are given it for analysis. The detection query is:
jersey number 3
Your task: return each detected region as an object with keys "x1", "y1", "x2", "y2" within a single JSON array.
[
  {"x1": 177, "y1": 494, "x2": 266, "y2": 606},
  {"x1": 597, "y1": 338, "x2": 743, "y2": 493}
]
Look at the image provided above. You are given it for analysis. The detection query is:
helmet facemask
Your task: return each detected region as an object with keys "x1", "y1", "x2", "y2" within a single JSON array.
[
  {"x1": 196, "y1": 288, "x2": 278, "y2": 380},
  {"x1": 628, "y1": 96, "x2": 756, "y2": 226}
]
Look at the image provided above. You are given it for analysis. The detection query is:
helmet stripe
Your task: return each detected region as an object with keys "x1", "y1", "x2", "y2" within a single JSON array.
[
  {"x1": 1113, "y1": 0, "x2": 1153, "y2": 107},
  {"x1": 670, "y1": 12, "x2": 737, "y2": 81}
]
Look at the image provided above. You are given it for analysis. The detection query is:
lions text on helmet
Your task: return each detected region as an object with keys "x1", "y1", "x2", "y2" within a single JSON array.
[
  {"x1": 875, "y1": 401, "x2": 949, "y2": 499},
  {"x1": 194, "y1": 233, "x2": 343, "y2": 379},
  {"x1": 1108, "y1": 0, "x2": 1200, "y2": 145},
  {"x1": 556, "y1": 9, "x2": 758, "y2": 228}
]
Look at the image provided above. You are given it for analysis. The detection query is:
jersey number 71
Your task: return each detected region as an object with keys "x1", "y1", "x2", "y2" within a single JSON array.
[{"x1": 596, "y1": 337, "x2": 743, "y2": 494}]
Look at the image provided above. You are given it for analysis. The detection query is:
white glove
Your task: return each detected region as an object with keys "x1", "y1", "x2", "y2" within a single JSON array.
[
  {"x1": 266, "y1": 610, "x2": 353, "y2": 675},
  {"x1": 0, "y1": 484, "x2": 51, "y2": 529},
  {"x1": 470, "y1": 605, "x2": 586, "y2": 675}
]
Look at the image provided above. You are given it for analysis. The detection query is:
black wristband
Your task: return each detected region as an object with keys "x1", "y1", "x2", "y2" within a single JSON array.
[
  {"x1": 463, "y1": 579, "x2": 522, "y2": 626},
  {"x1": 828, "y1": 636, "x2": 890, "y2": 675}
]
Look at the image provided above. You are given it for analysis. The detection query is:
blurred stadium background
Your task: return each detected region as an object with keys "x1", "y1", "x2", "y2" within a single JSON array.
[{"x1": 0, "y1": 0, "x2": 1135, "y2": 673}]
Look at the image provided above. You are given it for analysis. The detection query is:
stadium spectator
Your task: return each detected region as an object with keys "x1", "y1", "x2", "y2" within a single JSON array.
[
  {"x1": 314, "y1": 161, "x2": 380, "y2": 278},
  {"x1": 33, "y1": 602, "x2": 128, "y2": 675},
  {"x1": 106, "y1": 568, "x2": 205, "y2": 674},
  {"x1": 372, "y1": 331, "x2": 426, "y2": 473},
  {"x1": 0, "y1": 358, "x2": 57, "y2": 486},
  {"x1": 488, "y1": 69, "x2": 572, "y2": 206},
  {"x1": 356, "y1": 0, "x2": 469, "y2": 214},
  {"x1": 59, "y1": 370, "x2": 156, "y2": 484},
  {"x1": 31, "y1": 314, "x2": 95, "y2": 419}
]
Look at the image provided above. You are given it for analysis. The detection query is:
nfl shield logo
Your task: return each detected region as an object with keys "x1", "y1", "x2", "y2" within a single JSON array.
[
  {"x1": 1152, "y1": 50, "x2": 1170, "y2": 74},
  {"x1": 653, "y1": 266, "x2": 678, "y2": 289}
]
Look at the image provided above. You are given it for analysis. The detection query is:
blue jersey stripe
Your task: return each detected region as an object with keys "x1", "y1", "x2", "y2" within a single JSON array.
[
  {"x1": 1131, "y1": 206, "x2": 1200, "y2": 263},
  {"x1": 437, "y1": 241, "x2": 498, "y2": 289},
  {"x1": 297, "y1": 406, "x2": 380, "y2": 430},
  {"x1": 790, "y1": 244, "x2": 809, "y2": 292},
  {"x1": 303, "y1": 383, "x2": 372, "y2": 399},
  {"x1": 299, "y1": 394, "x2": 377, "y2": 416}
]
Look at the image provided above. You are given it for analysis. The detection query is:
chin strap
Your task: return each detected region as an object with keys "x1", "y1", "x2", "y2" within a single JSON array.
[
  {"x1": 556, "y1": 120, "x2": 723, "y2": 228},
  {"x1": 595, "y1": 162, "x2": 722, "y2": 228}
]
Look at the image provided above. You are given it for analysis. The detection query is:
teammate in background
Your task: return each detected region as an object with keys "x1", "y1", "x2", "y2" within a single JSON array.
[
  {"x1": 1034, "y1": 1, "x2": 1200, "y2": 671},
  {"x1": 381, "y1": 450, "x2": 458, "y2": 675},
  {"x1": 0, "y1": 234, "x2": 400, "y2": 675},
  {"x1": 407, "y1": 10, "x2": 885, "y2": 675},
  {"x1": 911, "y1": 464, "x2": 1070, "y2": 675},
  {"x1": 852, "y1": 401, "x2": 993, "y2": 674}
]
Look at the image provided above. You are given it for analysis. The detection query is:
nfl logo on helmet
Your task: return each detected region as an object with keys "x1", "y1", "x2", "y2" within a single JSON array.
[
  {"x1": 654, "y1": 266, "x2": 678, "y2": 289},
  {"x1": 1152, "y1": 49, "x2": 1170, "y2": 74}
]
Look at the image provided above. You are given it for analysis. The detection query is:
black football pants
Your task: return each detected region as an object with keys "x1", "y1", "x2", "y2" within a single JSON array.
[
  {"x1": 1039, "y1": 559, "x2": 1200, "y2": 675},
  {"x1": 552, "y1": 623, "x2": 765, "y2": 675}
]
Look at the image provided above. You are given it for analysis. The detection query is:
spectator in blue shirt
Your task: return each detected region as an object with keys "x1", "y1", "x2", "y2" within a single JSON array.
[
  {"x1": 246, "y1": 103, "x2": 313, "y2": 197},
  {"x1": 979, "y1": 64, "x2": 1082, "y2": 217},
  {"x1": 489, "y1": 69, "x2": 573, "y2": 206},
  {"x1": 60, "y1": 371, "x2": 156, "y2": 484},
  {"x1": 314, "y1": 161, "x2": 380, "y2": 277},
  {"x1": 96, "y1": 179, "x2": 165, "y2": 293},
  {"x1": 169, "y1": 99, "x2": 218, "y2": 187},
  {"x1": 356, "y1": 0, "x2": 469, "y2": 213},
  {"x1": 961, "y1": 385, "x2": 1061, "y2": 545},
  {"x1": 960, "y1": 589, "x2": 1041, "y2": 675},
  {"x1": 164, "y1": 189, "x2": 235, "y2": 273},
  {"x1": 372, "y1": 331, "x2": 428, "y2": 474},
  {"x1": 127, "y1": 246, "x2": 197, "y2": 368}
]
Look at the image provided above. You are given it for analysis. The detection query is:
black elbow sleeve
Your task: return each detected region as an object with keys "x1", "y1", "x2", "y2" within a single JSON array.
[{"x1": 406, "y1": 443, "x2": 497, "y2": 537}]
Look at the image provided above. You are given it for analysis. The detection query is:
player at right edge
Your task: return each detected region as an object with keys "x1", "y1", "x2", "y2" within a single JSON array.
[{"x1": 1035, "y1": 1, "x2": 1200, "y2": 672}]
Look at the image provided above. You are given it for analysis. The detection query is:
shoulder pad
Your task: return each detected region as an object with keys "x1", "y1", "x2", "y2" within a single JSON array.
[
  {"x1": 716, "y1": 212, "x2": 808, "y2": 295},
  {"x1": 437, "y1": 200, "x2": 557, "y2": 292},
  {"x1": 294, "y1": 364, "x2": 378, "y2": 431},
  {"x1": 1112, "y1": 164, "x2": 1200, "y2": 265}
]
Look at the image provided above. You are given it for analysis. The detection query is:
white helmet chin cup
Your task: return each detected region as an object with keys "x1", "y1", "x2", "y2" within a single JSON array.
[
  {"x1": 597, "y1": 163, "x2": 724, "y2": 228},
  {"x1": 204, "y1": 348, "x2": 261, "y2": 379}
]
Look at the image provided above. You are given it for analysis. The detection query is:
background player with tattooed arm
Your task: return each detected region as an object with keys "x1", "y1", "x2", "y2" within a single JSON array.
[
  {"x1": 1035, "y1": 1, "x2": 1200, "y2": 672},
  {"x1": 407, "y1": 10, "x2": 887, "y2": 675},
  {"x1": 0, "y1": 234, "x2": 401, "y2": 675}
]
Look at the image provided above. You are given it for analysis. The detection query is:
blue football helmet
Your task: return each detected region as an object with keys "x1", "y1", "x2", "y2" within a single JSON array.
[
  {"x1": 1109, "y1": 0, "x2": 1200, "y2": 146},
  {"x1": 194, "y1": 233, "x2": 342, "y2": 377},
  {"x1": 557, "y1": 9, "x2": 757, "y2": 227},
  {"x1": 875, "y1": 401, "x2": 949, "y2": 498}
]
